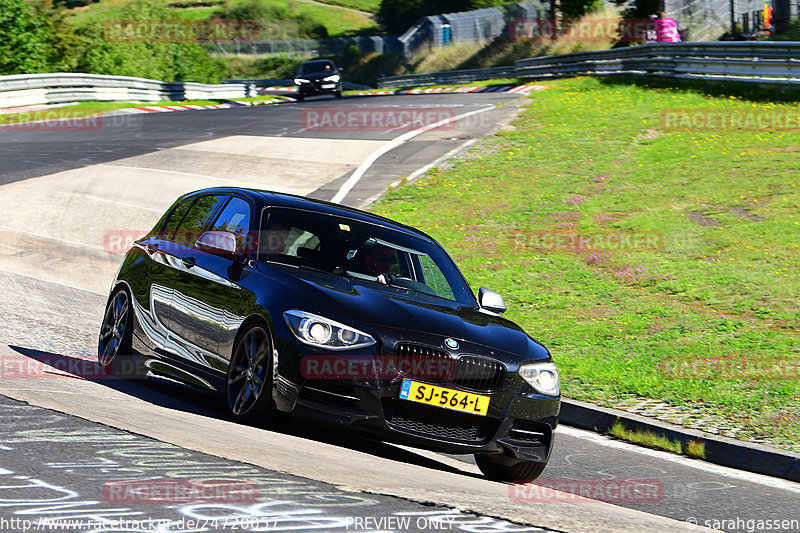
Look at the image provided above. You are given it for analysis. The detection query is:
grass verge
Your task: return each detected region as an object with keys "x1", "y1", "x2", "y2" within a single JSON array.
[
  {"x1": 610, "y1": 421, "x2": 706, "y2": 458},
  {"x1": 371, "y1": 76, "x2": 800, "y2": 451}
]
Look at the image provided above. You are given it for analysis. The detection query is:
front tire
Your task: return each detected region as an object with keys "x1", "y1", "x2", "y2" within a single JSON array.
[
  {"x1": 226, "y1": 324, "x2": 274, "y2": 424},
  {"x1": 475, "y1": 454, "x2": 547, "y2": 483}
]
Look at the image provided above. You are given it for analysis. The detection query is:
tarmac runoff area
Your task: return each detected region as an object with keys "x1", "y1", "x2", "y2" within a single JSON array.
[{"x1": 0, "y1": 135, "x2": 385, "y2": 295}]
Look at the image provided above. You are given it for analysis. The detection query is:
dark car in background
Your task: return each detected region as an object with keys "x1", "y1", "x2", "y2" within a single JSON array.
[
  {"x1": 293, "y1": 59, "x2": 343, "y2": 100},
  {"x1": 98, "y1": 188, "x2": 560, "y2": 482}
]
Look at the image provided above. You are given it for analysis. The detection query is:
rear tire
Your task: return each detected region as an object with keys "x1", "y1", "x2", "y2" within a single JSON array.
[
  {"x1": 98, "y1": 288, "x2": 146, "y2": 378},
  {"x1": 296, "y1": 93, "x2": 305, "y2": 102},
  {"x1": 226, "y1": 324, "x2": 274, "y2": 425},
  {"x1": 475, "y1": 454, "x2": 547, "y2": 483}
]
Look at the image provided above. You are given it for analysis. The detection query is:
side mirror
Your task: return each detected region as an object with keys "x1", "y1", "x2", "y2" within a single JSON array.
[
  {"x1": 196, "y1": 231, "x2": 237, "y2": 256},
  {"x1": 478, "y1": 288, "x2": 506, "y2": 314}
]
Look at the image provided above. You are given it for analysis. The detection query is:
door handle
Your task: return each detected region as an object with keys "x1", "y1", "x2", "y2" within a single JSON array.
[{"x1": 182, "y1": 256, "x2": 196, "y2": 268}]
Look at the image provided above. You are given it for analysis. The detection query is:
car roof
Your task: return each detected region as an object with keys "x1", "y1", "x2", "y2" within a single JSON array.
[{"x1": 180, "y1": 187, "x2": 433, "y2": 242}]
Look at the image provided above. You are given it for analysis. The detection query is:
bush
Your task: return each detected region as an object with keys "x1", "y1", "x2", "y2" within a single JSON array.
[
  {"x1": 215, "y1": 0, "x2": 328, "y2": 39},
  {"x1": 74, "y1": 0, "x2": 222, "y2": 82},
  {"x1": 559, "y1": 0, "x2": 604, "y2": 19},
  {"x1": 0, "y1": 0, "x2": 77, "y2": 75}
]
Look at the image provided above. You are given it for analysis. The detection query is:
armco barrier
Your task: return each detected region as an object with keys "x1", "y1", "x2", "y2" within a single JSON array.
[
  {"x1": 378, "y1": 41, "x2": 800, "y2": 88},
  {"x1": 376, "y1": 66, "x2": 517, "y2": 88},
  {"x1": 0, "y1": 73, "x2": 255, "y2": 109}
]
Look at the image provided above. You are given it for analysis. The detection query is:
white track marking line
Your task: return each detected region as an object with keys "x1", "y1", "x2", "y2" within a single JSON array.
[
  {"x1": 330, "y1": 105, "x2": 496, "y2": 204},
  {"x1": 359, "y1": 139, "x2": 477, "y2": 207},
  {"x1": 558, "y1": 426, "x2": 800, "y2": 494},
  {"x1": 403, "y1": 138, "x2": 477, "y2": 185}
]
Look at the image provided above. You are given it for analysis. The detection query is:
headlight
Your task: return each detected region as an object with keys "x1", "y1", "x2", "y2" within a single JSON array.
[
  {"x1": 519, "y1": 361, "x2": 560, "y2": 396},
  {"x1": 294, "y1": 78, "x2": 310, "y2": 85},
  {"x1": 323, "y1": 74, "x2": 340, "y2": 82},
  {"x1": 284, "y1": 310, "x2": 375, "y2": 350}
]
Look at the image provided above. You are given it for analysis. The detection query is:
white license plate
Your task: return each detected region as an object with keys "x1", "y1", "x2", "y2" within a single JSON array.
[
  {"x1": 321, "y1": 84, "x2": 336, "y2": 89},
  {"x1": 399, "y1": 379, "x2": 489, "y2": 416}
]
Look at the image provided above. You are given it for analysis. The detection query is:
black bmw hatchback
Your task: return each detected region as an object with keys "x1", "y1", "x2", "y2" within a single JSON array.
[
  {"x1": 98, "y1": 188, "x2": 560, "y2": 482},
  {"x1": 293, "y1": 59, "x2": 343, "y2": 100}
]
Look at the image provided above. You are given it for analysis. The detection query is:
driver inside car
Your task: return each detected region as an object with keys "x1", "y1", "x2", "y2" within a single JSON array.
[
  {"x1": 262, "y1": 223, "x2": 291, "y2": 254},
  {"x1": 362, "y1": 244, "x2": 399, "y2": 280}
]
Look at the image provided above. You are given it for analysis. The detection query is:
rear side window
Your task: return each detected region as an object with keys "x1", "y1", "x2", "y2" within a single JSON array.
[
  {"x1": 209, "y1": 197, "x2": 252, "y2": 252},
  {"x1": 163, "y1": 195, "x2": 227, "y2": 245}
]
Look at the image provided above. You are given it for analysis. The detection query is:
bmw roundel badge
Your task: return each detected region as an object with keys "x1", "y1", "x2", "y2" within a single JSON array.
[{"x1": 444, "y1": 338, "x2": 460, "y2": 350}]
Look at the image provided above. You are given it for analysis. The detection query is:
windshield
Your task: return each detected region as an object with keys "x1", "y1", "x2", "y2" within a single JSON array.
[
  {"x1": 257, "y1": 208, "x2": 475, "y2": 305},
  {"x1": 298, "y1": 61, "x2": 335, "y2": 75}
]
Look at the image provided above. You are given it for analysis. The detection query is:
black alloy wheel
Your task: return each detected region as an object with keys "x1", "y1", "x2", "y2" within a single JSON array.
[
  {"x1": 226, "y1": 325, "x2": 273, "y2": 423},
  {"x1": 98, "y1": 288, "x2": 144, "y2": 377}
]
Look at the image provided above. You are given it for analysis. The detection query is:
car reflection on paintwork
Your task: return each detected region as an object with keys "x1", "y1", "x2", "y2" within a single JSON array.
[{"x1": 98, "y1": 187, "x2": 560, "y2": 482}]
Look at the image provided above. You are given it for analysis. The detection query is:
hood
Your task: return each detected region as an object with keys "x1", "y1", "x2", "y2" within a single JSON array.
[{"x1": 264, "y1": 265, "x2": 549, "y2": 362}]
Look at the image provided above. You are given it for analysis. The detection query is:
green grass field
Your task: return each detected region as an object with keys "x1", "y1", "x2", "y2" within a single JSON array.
[
  {"x1": 314, "y1": 0, "x2": 380, "y2": 14},
  {"x1": 372, "y1": 77, "x2": 800, "y2": 450},
  {"x1": 68, "y1": 0, "x2": 376, "y2": 37}
]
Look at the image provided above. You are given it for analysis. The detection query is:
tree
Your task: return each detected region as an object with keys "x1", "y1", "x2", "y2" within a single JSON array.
[
  {"x1": 0, "y1": 0, "x2": 51, "y2": 74},
  {"x1": 559, "y1": 0, "x2": 604, "y2": 19}
]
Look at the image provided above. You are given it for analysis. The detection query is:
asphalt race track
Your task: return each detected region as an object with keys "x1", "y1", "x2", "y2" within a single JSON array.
[{"x1": 1, "y1": 92, "x2": 799, "y2": 532}]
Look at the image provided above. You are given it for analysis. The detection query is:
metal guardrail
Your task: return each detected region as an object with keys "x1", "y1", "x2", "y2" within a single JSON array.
[
  {"x1": 378, "y1": 66, "x2": 517, "y2": 88},
  {"x1": 378, "y1": 42, "x2": 800, "y2": 88},
  {"x1": 221, "y1": 79, "x2": 374, "y2": 91},
  {"x1": 0, "y1": 73, "x2": 255, "y2": 109}
]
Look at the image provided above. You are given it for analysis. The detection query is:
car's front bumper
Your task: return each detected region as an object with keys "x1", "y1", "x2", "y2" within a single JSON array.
[
  {"x1": 272, "y1": 325, "x2": 559, "y2": 462},
  {"x1": 297, "y1": 80, "x2": 341, "y2": 96},
  {"x1": 277, "y1": 371, "x2": 559, "y2": 462}
]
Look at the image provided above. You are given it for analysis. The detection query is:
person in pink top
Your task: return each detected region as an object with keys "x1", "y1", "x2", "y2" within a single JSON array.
[{"x1": 654, "y1": 11, "x2": 681, "y2": 42}]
